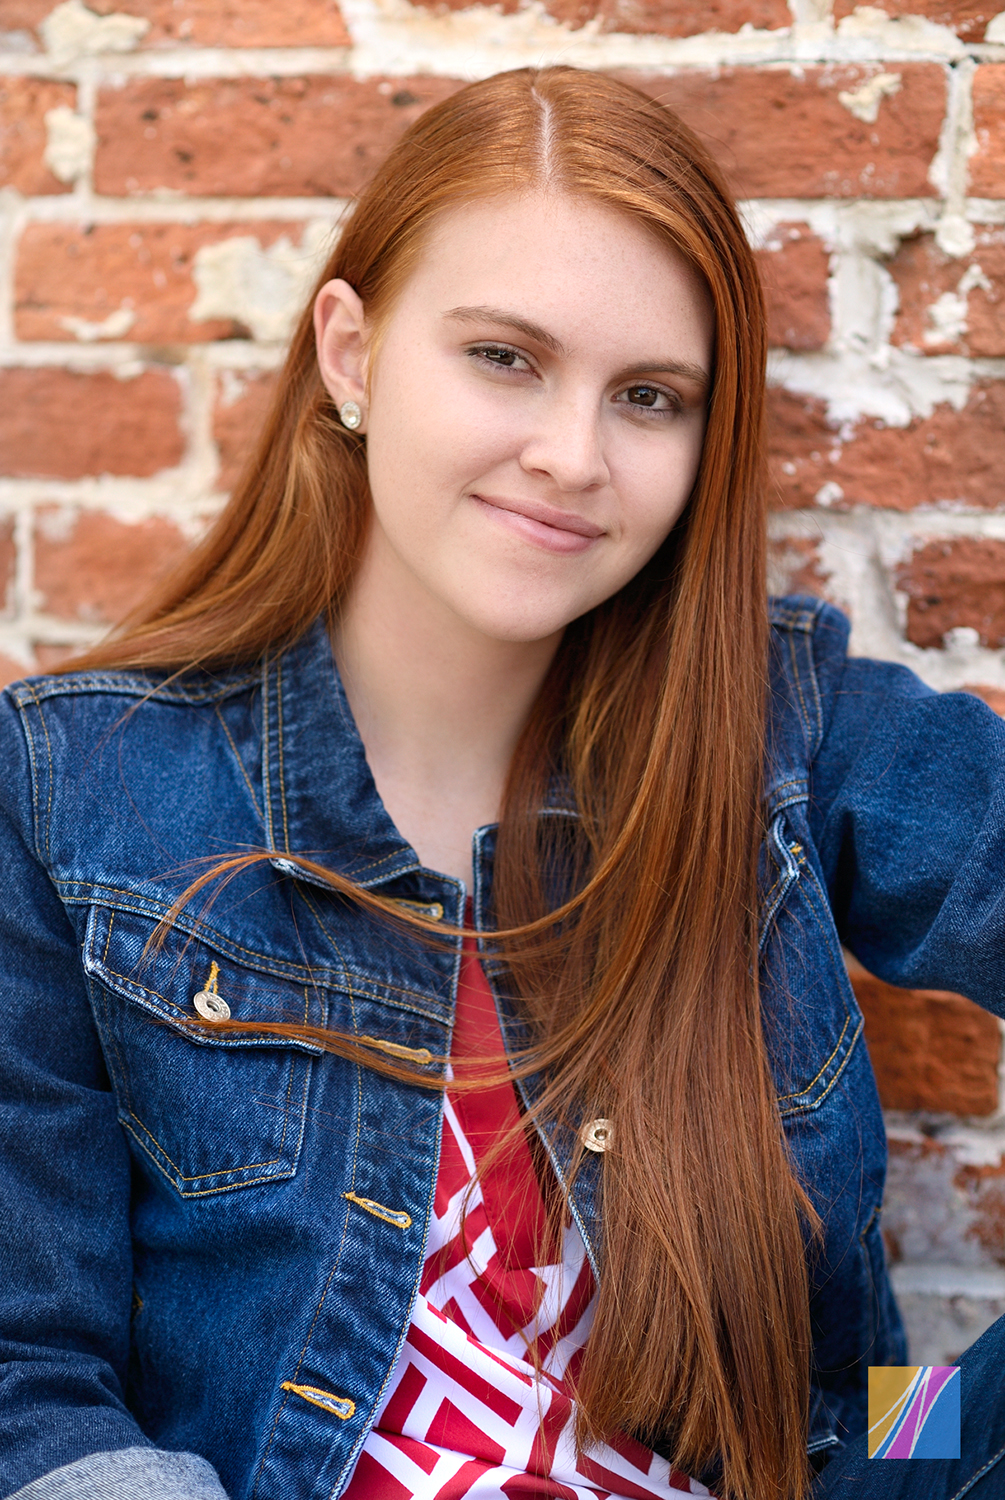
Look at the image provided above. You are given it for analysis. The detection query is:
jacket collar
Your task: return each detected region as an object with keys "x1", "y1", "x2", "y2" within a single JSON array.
[{"x1": 261, "y1": 617, "x2": 425, "y2": 889}]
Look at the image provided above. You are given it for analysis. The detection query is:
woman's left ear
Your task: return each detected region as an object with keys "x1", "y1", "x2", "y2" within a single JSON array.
[{"x1": 314, "y1": 278, "x2": 369, "y2": 433}]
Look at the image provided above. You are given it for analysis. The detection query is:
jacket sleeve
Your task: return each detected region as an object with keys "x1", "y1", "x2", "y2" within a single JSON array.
[
  {"x1": 806, "y1": 609, "x2": 1005, "y2": 1013},
  {"x1": 0, "y1": 692, "x2": 228, "y2": 1500}
]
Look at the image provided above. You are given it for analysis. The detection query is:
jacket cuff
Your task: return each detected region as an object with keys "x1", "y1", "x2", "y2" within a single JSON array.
[{"x1": 6, "y1": 1447, "x2": 229, "y2": 1500}]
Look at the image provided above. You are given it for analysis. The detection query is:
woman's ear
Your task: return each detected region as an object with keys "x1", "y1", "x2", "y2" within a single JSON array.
[{"x1": 314, "y1": 278, "x2": 369, "y2": 430}]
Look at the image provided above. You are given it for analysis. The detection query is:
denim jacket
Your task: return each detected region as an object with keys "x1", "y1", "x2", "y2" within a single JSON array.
[{"x1": 3, "y1": 594, "x2": 1005, "y2": 1500}]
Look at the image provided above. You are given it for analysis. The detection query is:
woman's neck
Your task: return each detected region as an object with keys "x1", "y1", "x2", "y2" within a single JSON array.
[{"x1": 334, "y1": 541, "x2": 562, "y2": 890}]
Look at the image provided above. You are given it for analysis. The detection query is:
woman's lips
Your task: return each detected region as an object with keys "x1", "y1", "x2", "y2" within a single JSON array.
[{"x1": 472, "y1": 494, "x2": 604, "y2": 555}]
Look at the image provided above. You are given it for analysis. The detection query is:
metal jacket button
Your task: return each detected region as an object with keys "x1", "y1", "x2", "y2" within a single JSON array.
[
  {"x1": 193, "y1": 990, "x2": 230, "y2": 1021},
  {"x1": 580, "y1": 1118, "x2": 613, "y2": 1153}
]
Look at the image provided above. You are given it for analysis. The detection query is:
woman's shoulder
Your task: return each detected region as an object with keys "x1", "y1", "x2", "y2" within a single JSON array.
[
  {"x1": 0, "y1": 657, "x2": 267, "y2": 893},
  {"x1": 768, "y1": 592, "x2": 1005, "y2": 809},
  {"x1": 765, "y1": 593, "x2": 988, "y2": 791},
  {"x1": 766, "y1": 591, "x2": 954, "y2": 719}
]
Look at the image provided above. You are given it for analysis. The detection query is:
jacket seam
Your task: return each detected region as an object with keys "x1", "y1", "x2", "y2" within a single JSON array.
[
  {"x1": 262, "y1": 653, "x2": 275, "y2": 852},
  {"x1": 20, "y1": 686, "x2": 55, "y2": 864},
  {"x1": 276, "y1": 656, "x2": 291, "y2": 854},
  {"x1": 786, "y1": 628, "x2": 824, "y2": 759},
  {"x1": 776, "y1": 874, "x2": 862, "y2": 1110},
  {"x1": 10, "y1": 671, "x2": 260, "y2": 705},
  {"x1": 215, "y1": 702, "x2": 264, "y2": 819}
]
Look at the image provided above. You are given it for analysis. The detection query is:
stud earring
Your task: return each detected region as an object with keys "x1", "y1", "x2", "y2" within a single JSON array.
[{"x1": 339, "y1": 400, "x2": 363, "y2": 431}]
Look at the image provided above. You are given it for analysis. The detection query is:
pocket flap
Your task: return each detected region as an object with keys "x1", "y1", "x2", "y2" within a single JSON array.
[{"x1": 83, "y1": 904, "x2": 327, "y2": 1053}]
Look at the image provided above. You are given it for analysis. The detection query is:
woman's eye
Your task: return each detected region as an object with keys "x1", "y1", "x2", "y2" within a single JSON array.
[
  {"x1": 469, "y1": 345, "x2": 531, "y2": 372},
  {"x1": 617, "y1": 385, "x2": 679, "y2": 413}
]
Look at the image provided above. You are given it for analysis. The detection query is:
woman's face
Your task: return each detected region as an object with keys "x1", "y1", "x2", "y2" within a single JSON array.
[{"x1": 316, "y1": 189, "x2": 714, "y2": 646}]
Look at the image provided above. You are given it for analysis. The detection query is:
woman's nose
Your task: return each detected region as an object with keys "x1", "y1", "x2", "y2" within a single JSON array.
[{"x1": 518, "y1": 394, "x2": 611, "y2": 493}]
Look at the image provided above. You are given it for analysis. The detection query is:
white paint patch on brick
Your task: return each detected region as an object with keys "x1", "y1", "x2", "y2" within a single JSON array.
[
  {"x1": 35, "y1": 504, "x2": 76, "y2": 547},
  {"x1": 837, "y1": 68, "x2": 901, "y2": 122},
  {"x1": 60, "y1": 308, "x2": 137, "y2": 341},
  {"x1": 895, "y1": 1286, "x2": 1005, "y2": 1364},
  {"x1": 935, "y1": 212, "x2": 976, "y2": 256},
  {"x1": 0, "y1": 28, "x2": 39, "y2": 55},
  {"x1": 835, "y1": 5, "x2": 965, "y2": 57},
  {"x1": 923, "y1": 262, "x2": 992, "y2": 346},
  {"x1": 829, "y1": 252, "x2": 899, "y2": 353},
  {"x1": 189, "y1": 222, "x2": 334, "y2": 343},
  {"x1": 42, "y1": 105, "x2": 94, "y2": 184},
  {"x1": 40, "y1": 0, "x2": 149, "y2": 67},
  {"x1": 829, "y1": 200, "x2": 936, "y2": 257},
  {"x1": 893, "y1": 1263, "x2": 1005, "y2": 1297},
  {"x1": 18, "y1": 198, "x2": 352, "y2": 227},
  {"x1": 339, "y1": 0, "x2": 936, "y2": 82},
  {"x1": 934, "y1": 1121, "x2": 1005, "y2": 1166},
  {"x1": 789, "y1": 0, "x2": 831, "y2": 26},
  {"x1": 769, "y1": 348, "x2": 972, "y2": 425},
  {"x1": 930, "y1": 55, "x2": 974, "y2": 213}
]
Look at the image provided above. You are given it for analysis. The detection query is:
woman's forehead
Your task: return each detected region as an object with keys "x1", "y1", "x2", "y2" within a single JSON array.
[{"x1": 395, "y1": 188, "x2": 713, "y2": 350}]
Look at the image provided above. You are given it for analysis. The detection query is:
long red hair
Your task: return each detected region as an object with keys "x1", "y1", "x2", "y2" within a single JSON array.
[{"x1": 70, "y1": 68, "x2": 814, "y2": 1500}]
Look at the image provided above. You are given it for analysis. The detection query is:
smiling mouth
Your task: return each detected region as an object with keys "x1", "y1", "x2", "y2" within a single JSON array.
[{"x1": 472, "y1": 494, "x2": 604, "y2": 554}]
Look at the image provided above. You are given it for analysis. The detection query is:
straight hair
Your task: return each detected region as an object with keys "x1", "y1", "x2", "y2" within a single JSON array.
[{"x1": 69, "y1": 68, "x2": 815, "y2": 1500}]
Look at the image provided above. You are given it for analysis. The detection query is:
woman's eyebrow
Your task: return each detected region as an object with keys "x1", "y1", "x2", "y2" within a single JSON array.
[
  {"x1": 620, "y1": 359, "x2": 710, "y2": 391},
  {"x1": 444, "y1": 305, "x2": 567, "y2": 356},
  {"x1": 444, "y1": 305, "x2": 709, "y2": 390}
]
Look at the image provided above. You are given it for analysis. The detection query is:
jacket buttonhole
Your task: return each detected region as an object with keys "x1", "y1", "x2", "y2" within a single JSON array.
[
  {"x1": 343, "y1": 1190, "x2": 412, "y2": 1230},
  {"x1": 280, "y1": 1381, "x2": 355, "y2": 1420}
]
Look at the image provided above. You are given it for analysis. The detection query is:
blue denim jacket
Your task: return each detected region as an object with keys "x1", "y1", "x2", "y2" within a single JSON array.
[{"x1": 3, "y1": 594, "x2": 1005, "y2": 1500}]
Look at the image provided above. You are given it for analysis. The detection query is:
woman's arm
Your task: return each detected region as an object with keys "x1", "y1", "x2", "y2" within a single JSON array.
[
  {"x1": 805, "y1": 605, "x2": 1005, "y2": 1011},
  {"x1": 0, "y1": 692, "x2": 228, "y2": 1500}
]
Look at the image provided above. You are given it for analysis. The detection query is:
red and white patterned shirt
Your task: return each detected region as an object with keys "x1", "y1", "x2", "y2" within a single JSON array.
[{"x1": 343, "y1": 930, "x2": 711, "y2": 1500}]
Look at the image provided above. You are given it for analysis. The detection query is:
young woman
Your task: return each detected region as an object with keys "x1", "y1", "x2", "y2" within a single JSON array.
[{"x1": 2, "y1": 65, "x2": 1005, "y2": 1500}]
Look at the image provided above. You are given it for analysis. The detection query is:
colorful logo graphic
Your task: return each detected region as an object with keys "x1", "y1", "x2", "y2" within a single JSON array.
[{"x1": 868, "y1": 1366, "x2": 961, "y2": 1459}]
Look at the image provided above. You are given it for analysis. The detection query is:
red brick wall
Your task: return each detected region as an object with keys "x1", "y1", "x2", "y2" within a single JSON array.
[{"x1": 3, "y1": 0, "x2": 1005, "y2": 1348}]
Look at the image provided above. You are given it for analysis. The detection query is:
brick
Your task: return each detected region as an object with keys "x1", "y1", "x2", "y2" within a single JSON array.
[
  {"x1": 954, "y1": 1159, "x2": 1005, "y2": 1263},
  {"x1": 964, "y1": 684, "x2": 1005, "y2": 716},
  {"x1": 213, "y1": 370, "x2": 279, "y2": 492},
  {"x1": 0, "y1": 2, "x2": 50, "y2": 49},
  {"x1": 0, "y1": 654, "x2": 34, "y2": 689},
  {"x1": 15, "y1": 221, "x2": 312, "y2": 344},
  {"x1": 0, "y1": 368, "x2": 184, "y2": 480},
  {"x1": 895, "y1": 538, "x2": 1005, "y2": 649},
  {"x1": 0, "y1": 520, "x2": 15, "y2": 622},
  {"x1": 767, "y1": 535, "x2": 832, "y2": 601},
  {"x1": 34, "y1": 507, "x2": 190, "y2": 627},
  {"x1": 757, "y1": 224, "x2": 831, "y2": 351},
  {"x1": 885, "y1": 1135, "x2": 1005, "y2": 1268},
  {"x1": 768, "y1": 382, "x2": 1005, "y2": 511},
  {"x1": 628, "y1": 64, "x2": 947, "y2": 199},
  {"x1": 970, "y1": 67, "x2": 1005, "y2": 198},
  {"x1": 852, "y1": 966, "x2": 1001, "y2": 1116},
  {"x1": 94, "y1": 76, "x2": 464, "y2": 199},
  {"x1": 84, "y1": 0, "x2": 350, "y2": 47},
  {"x1": 889, "y1": 229, "x2": 1005, "y2": 356},
  {"x1": 0, "y1": 77, "x2": 76, "y2": 196},
  {"x1": 835, "y1": 0, "x2": 997, "y2": 42},
  {"x1": 34, "y1": 644, "x2": 79, "y2": 672},
  {"x1": 415, "y1": 0, "x2": 790, "y2": 36}
]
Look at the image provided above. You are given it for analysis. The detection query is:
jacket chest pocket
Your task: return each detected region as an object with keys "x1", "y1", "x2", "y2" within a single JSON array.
[
  {"x1": 758, "y1": 811, "x2": 864, "y2": 1117},
  {"x1": 83, "y1": 905, "x2": 322, "y2": 1197}
]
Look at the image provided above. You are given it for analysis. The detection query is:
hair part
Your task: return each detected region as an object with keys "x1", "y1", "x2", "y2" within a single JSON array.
[{"x1": 69, "y1": 67, "x2": 815, "y2": 1500}]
